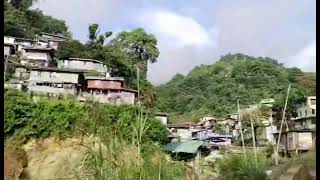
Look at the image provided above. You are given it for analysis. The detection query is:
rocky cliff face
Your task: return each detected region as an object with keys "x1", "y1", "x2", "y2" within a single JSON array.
[{"x1": 5, "y1": 136, "x2": 98, "y2": 180}]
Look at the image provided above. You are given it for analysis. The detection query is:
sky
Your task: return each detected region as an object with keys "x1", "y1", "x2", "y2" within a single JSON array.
[{"x1": 33, "y1": 0, "x2": 316, "y2": 85}]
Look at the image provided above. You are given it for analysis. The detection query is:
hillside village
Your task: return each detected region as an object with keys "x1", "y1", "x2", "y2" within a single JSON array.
[
  {"x1": 3, "y1": 1, "x2": 316, "y2": 179},
  {"x1": 4, "y1": 34, "x2": 137, "y2": 105},
  {"x1": 4, "y1": 32, "x2": 317, "y2": 179}
]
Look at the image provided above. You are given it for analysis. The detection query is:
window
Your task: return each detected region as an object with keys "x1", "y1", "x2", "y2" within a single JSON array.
[
  {"x1": 299, "y1": 112, "x2": 302, "y2": 117},
  {"x1": 310, "y1": 99, "x2": 316, "y2": 105},
  {"x1": 312, "y1": 109, "x2": 315, "y2": 114},
  {"x1": 305, "y1": 110, "x2": 308, "y2": 116}
]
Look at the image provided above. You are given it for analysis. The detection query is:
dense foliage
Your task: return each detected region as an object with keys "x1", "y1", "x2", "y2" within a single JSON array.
[
  {"x1": 216, "y1": 153, "x2": 270, "y2": 180},
  {"x1": 4, "y1": 0, "x2": 70, "y2": 38},
  {"x1": 155, "y1": 53, "x2": 316, "y2": 121},
  {"x1": 4, "y1": 89, "x2": 167, "y2": 144}
]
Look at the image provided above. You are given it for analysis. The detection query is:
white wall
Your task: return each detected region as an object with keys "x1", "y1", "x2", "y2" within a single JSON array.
[
  {"x1": 176, "y1": 129, "x2": 192, "y2": 140},
  {"x1": 4, "y1": 36, "x2": 15, "y2": 44},
  {"x1": 28, "y1": 85, "x2": 77, "y2": 96},
  {"x1": 155, "y1": 116, "x2": 168, "y2": 126},
  {"x1": 58, "y1": 60, "x2": 108, "y2": 73},
  {"x1": 22, "y1": 51, "x2": 50, "y2": 61},
  {"x1": 4, "y1": 46, "x2": 11, "y2": 56},
  {"x1": 29, "y1": 70, "x2": 79, "y2": 84},
  {"x1": 296, "y1": 132, "x2": 313, "y2": 150}
]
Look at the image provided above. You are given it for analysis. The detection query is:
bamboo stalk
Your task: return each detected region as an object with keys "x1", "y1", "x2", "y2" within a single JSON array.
[{"x1": 275, "y1": 84, "x2": 291, "y2": 165}]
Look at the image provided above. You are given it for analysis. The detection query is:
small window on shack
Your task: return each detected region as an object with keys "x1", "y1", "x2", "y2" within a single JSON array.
[{"x1": 310, "y1": 99, "x2": 316, "y2": 105}]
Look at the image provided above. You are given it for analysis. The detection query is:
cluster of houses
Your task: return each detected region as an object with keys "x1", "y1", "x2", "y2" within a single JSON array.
[
  {"x1": 164, "y1": 97, "x2": 316, "y2": 159},
  {"x1": 4, "y1": 33, "x2": 137, "y2": 105},
  {"x1": 4, "y1": 33, "x2": 316, "y2": 160}
]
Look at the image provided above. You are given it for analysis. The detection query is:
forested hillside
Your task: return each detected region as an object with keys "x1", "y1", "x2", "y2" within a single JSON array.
[
  {"x1": 155, "y1": 53, "x2": 316, "y2": 121},
  {"x1": 4, "y1": 0, "x2": 70, "y2": 38}
]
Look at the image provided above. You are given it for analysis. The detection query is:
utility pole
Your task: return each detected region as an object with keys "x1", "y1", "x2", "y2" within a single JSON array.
[
  {"x1": 237, "y1": 99, "x2": 247, "y2": 160},
  {"x1": 275, "y1": 84, "x2": 291, "y2": 165}
]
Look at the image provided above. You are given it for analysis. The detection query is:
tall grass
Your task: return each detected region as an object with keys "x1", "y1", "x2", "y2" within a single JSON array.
[
  {"x1": 216, "y1": 153, "x2": 270, "y2": 180},
  {"x1": 78, "y1": 102, "x2": 185, "y2": 180},
  {"x1": 5, "y1": 89, "x2": 184, "y2": 179}
]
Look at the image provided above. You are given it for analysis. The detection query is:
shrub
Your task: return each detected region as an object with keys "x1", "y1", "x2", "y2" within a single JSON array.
[
  {"x1": 4, "y1": 88, "x2": 35, "y2": 137},
  {"x1": 216, "y1": 153, "x2": 270, "y2": 180},
  {"x1": 4, "y1": 88, "x2": 168, "y2": 145}
]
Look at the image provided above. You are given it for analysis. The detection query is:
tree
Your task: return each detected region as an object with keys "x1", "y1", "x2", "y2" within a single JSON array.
[
  {"x1": 4, "y1": 5, "x2": 29, "y2": 37},
  {"x1": 110, "y1": 28, "x2": 159, "y2": 79},
  {"x1": 56, "y1": 40, "x2": 91, "y2": 59},
  {"x1": 88, "y1": 23, "x2": 99, "y2": 43},
  {"x1": 4, "y1": 1, "x2": 70, "y2": 38},
  {"x1": 10, "y1": 0, "x2": 34, "y2": 10}
]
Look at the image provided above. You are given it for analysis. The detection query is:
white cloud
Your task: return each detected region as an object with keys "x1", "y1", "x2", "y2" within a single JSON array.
[
  {"x1": 32, "y1": 0, "x2": 129, "y2": 41},
  {"x1": 139, "y1": 10, "x2": 217, "y2": 47},
  {"x1": 137, "y1": 10, "x2": 219, "y2": 84},
  {"x1": 287, "y1": 40, "x2": 316, "y2": 71}
]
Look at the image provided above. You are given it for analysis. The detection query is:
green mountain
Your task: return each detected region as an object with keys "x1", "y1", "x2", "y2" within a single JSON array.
[{"x1": 155, "y1": 53, "x2": 316, "y2": 121}]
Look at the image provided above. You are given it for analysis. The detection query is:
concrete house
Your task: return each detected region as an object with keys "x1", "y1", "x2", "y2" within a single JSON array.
[
  {"x1": 274, "y1": 129, "x2": 315, "y2": 154},
  {"x1": 273, "y1": 96, "x2": 316, "y2": 154},
  {"x1": 4, "y1": 43, "x2": 15, "y2": 57},
  {"x1": 4, "y1": 36, "x2": 16, "y2": 57},
  {"x1": 37, "y1": 32, "x2": 67, "y2": 50},
  {"x1": 27, "y1": 66, "x2": 85, "y2": 97},
  {"x1": 82, "y1": 76, "x2": 137, "y2": 105},
  {"x1": 20, "y1": 47, "x2": 53, "y2": 67},
  {"x1": 14, "y1": 37, "x2": 37, "y2": 51},
  {"x1": 292, "y1": 96, "x2": 316, "y2": 130},
  {"x1": 168, "y1": 123, "x2": 196, "y2": 140},
  {"x1": 155, "y1": 112, "x2": 170, "y2": 126},
  {"x1": 58, "y1": 58, "x2": 109, "y2": 74}
]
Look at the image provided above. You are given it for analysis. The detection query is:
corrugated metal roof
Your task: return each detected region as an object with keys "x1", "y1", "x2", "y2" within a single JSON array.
[{"x1": 163, "y1": 140, "x2": 204, "y2": 154}]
